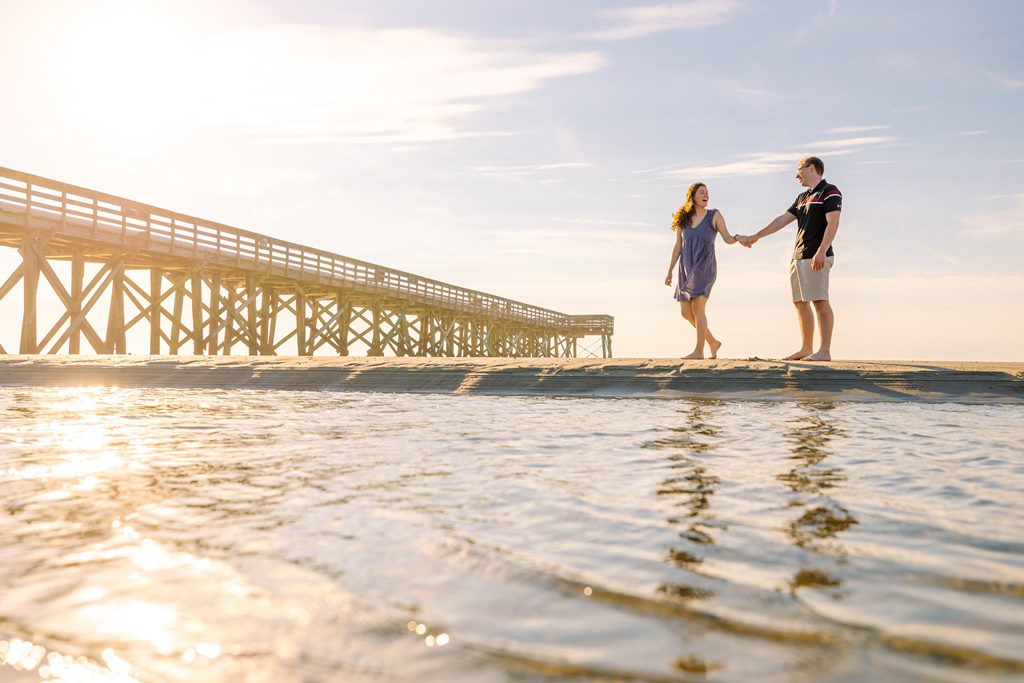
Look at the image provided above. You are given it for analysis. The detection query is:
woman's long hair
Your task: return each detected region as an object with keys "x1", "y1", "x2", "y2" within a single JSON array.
[{"x1": 672, "y1": 182, "x2": 706, "y2": 230}]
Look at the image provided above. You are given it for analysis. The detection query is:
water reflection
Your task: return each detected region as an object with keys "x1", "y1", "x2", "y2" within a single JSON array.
[
  {"x1": 3, "y1": 388, "x2": 1023, "y2": 682},
  {"x1": 647, "y1": 404, "x2": 722, "y2": 600},
  {"x1": 0, "y1": 635, "x2": 144, "y2": 682},
  {"x1": 779, "y1": 403, "x2": 857, "y2": 594}
]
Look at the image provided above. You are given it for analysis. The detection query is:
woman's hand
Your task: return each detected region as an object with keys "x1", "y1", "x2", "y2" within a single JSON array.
[{"x1": 664, "y1": 272, "x2": 672, "y2": 286}]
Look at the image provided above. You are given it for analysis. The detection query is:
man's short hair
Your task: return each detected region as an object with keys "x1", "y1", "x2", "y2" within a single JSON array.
[{"x1": 800, "y1": 156, "x2": 824, "y2": 175}]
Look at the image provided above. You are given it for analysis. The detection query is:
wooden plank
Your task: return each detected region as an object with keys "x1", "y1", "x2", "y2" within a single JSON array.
[
  {"x1": 19, "y1": 238, "x2": 39, "y2": 353},
  {"x1": 295, "y1": 286, "x2": 307, "y2": 356},
  {"x1": 106, "y1": 261, "x2": 126, "y2": 353},
  {"x1": 207, "y1": 274, "x2": 221, "y2": 354},
  {"x1": 150, "y1": 269, "x2": 162, "y2": 354},
  {"x1": 70, "y1": 252, "x2": 84, "y2": 353},
  {"x1": 246, "y1": 275, "x2": 259, "y2": 355},
  {"x1": 45, "y1": 257, "x2": 121, "y2": 353},
  {"x1": 0, "y1": 263, "x2": 23, "y2": 302},
  {"x1": 191, "y1": 273, "x2": 203, "y2": 355},
  {"x1": 30, "y1": 243, "x2": 105, "y2": 352}
]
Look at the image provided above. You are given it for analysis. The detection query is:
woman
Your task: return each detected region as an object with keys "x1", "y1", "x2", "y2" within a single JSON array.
[{"x1": 663, "y1": 182, "x2": 740, "y2": 359}]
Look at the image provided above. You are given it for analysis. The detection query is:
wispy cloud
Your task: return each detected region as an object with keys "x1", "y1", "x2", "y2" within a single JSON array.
[
  {"x1": 55, "y1": 23, "x2": 608, "y2": 145},
  {"x1": 926, "y1": 249, "x2": 962, "y2": 268},
  {"x1": 469, "y1": 162, "x2": 592, "y2": 181},
  {"x1": 955, "y1": 129, "x2": 990, "y2": 137},
  {"x1": 551, "y1": 217, "x2": 653, "y2": 228},
  {"x1": 803, "y1": 136, "x2": 896, "y2": 149},
  {"x1": 795, "y1": 0, "x2": 839, "y2": 40},
  {"x1": 875, "y1": 51, "x2": 923, "y2": 74},
  {"x1": 490, "y1": 227, "x2": 666, "y2": 246},
  {"x1": 989, "y1": 72, "x2": 1024, "y2": 89},
  {"x1": 651, "y1": 135, "x2": 896, "y2": 179},
  {"x1": 959, "y1": 194, "x2": 1024, "y2": 238},
  {"x1": 828, "y1": 125, "x2": 891, "y2": 134},
  {"x1": 703, "y1": 77, "x2": 806, "y2": 107},
  {"x1": 585, "y1": 0, "x2": 744, "y2": 41}
]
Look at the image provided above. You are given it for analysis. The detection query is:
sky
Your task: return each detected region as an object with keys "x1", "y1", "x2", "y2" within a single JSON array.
[{"x1": 1, "y1": 0, "x2": 1022, "y2": 360}]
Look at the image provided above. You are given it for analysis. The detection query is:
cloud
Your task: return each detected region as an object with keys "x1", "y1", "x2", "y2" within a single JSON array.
[
  {"x1": 794, "y1": 0, "x2": 839, "y2": 40},
  {"x1": 204, "y1": 26, "x2": 609, "y2": 144},
  {"x1": 43, "y1": 20, "x2": 607, "y2": 145},
  {"x1": 585, "y1": 0, "x2": 744, "y2": 40},
  {"x1": 955, "y1": 130, "x2": 990, "y2": 137},
  {"x1": 468, "y1": 162, "x2": 593, "y2": 181},
  {"x1": 489, "y1": 227, "x2": 665, "y2": 246},
  {"x1": 551, "y1": 217, "x2": 653, "y2": 227},
  {"x1": 653, "y1": 135, "x2": 896, "y2": 180},
  {"x1": 702, "y1": 77, "x2": 806, "y2": 107},
  {"x1": 958, "y1": 194, "x2": 1024, "y2": 238},
  {"x1": 875, "y1": 51, "x2": 923, "y2": 75},
  {"x1": 989, "y1": 72, "x2": 1024, "y2": 89},
  {"x1": 827, "y1": 125, "x2": 891, "y2": 134}
]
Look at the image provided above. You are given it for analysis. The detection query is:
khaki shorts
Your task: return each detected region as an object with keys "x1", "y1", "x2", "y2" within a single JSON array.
[{"x1": 790, "y1": 256, "x2": 834, "y2": 302}]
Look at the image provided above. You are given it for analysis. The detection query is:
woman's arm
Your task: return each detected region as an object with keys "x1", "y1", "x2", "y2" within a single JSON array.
[
  {"x1": 713, "y1": 211, "x2": 738, "y2": 244},
  {"x1": 664, "y1": 229, "x2": 682, "y2": 285}
]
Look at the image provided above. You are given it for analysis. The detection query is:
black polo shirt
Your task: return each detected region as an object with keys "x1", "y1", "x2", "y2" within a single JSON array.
[{"x1": 787, "y1": 179, "x2": 842, "y2": 260}]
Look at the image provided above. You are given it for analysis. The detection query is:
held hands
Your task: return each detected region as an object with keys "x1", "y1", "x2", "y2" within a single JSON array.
[{"x1": 735, "y1": 234, "x2": 758, "y2": 248}]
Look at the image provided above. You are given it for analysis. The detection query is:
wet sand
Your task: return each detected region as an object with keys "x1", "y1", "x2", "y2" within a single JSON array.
[{"x1": 1, "y1": 356, "x2": 1021, "y2": 402}]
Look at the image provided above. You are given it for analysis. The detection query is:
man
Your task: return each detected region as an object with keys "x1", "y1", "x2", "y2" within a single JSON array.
[{"x1": 736, "y1": 157, "x2": 842, "y2": 361}]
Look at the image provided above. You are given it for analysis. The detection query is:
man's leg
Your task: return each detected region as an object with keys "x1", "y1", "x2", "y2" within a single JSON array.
[
  {"x1": 784, "y1": 301, "x2": 815, "y2": 360},
  {"x1": 805, "y1": 299, "x2": 833, "y2": 361}
]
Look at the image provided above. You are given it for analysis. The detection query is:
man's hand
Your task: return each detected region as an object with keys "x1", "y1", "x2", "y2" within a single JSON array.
[
  {"x1": 736, "y1": 235, "x2": 756, "y2": 248},
  {"x1": 811, "y1": 251, "x2": 827, "y2": 271}
]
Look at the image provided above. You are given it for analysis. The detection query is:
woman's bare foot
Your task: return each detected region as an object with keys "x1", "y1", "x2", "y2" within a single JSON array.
[
  {"x1": 682, "y1": 351, "x2": 705, "y2": 360},
  {"x1": 783, "y1": 350, "x2": 812, "y2": 360},
  {"x1": 804, "y1": 351, "x2": 831, "y2": 361},
  {"x1": 709, "y1": 339, "x2": 722, "y2": 359}
]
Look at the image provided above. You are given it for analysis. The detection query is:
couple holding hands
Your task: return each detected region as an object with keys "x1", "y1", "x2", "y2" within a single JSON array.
[{"x1": 664, "y1": 156, "x2": 842, "y2": 361}]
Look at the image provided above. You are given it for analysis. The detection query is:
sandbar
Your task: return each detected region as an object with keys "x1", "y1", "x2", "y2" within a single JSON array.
[{"x1": 0, "y1": 356, "x2": 1021, "y2": 403}]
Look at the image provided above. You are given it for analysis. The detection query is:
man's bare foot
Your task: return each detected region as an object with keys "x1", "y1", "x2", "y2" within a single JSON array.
[
  {"x1": 709, "y1": 339, "x2": 721, "y2": 359},
  {"x1": 804, "y1": 351, "x2": 831, "y2": 361},
  {"x1": 783, "y1": 350, "x2": 812, "y2": 360},
  {"x1": 682, "y1": 351, "x2": 705, "y2": 360}
]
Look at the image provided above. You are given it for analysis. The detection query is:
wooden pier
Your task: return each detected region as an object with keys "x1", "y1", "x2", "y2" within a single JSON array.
[{"x1": 0, "y1": 166, "x2": 613, "y2": 358}]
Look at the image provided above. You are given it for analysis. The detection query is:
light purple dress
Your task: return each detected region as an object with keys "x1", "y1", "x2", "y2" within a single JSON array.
[{"x1": 674, "y1": 209, "x2": 718, "y2": 301}]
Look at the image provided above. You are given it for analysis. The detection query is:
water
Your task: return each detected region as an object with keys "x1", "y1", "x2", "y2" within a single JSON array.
[{"x1": 1, "y1": 388, "x2": 1022, "y2": 683}]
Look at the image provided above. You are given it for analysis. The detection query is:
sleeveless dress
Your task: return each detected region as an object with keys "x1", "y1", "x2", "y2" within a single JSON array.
[{"x1": 674, "y1": 209, "x2": 718, "y2": 301}]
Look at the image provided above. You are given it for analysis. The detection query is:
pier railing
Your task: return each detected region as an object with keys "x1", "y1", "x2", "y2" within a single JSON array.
[{"x1": 0, "y1": 166, "x2": 613, "y2": 336}]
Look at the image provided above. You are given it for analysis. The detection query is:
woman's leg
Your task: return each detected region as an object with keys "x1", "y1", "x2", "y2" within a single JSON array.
[
  {"x1": 682, "y1": 296, "x2": 710, "y2": 359},
  {"x1": 679, "y1": 300, "x2": 695, "y2": 326},
  {"x1": 679, "y1": 298, "x2": 721, "y2": 358}
]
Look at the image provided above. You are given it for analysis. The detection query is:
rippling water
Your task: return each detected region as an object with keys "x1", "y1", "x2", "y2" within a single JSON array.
[{"x1": 1, "y1": 388, "x2": 1023, "y2": 682}]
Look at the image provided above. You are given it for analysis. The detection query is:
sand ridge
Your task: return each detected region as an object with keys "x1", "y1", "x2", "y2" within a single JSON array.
[{"x1": 1, "y1": 356, "x2": 1021, "y2": 402}]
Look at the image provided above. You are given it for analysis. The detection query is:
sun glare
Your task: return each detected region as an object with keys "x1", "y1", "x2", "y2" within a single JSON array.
[{"x1": 55, "y1": 2, "x2": 196, "y2": 143}]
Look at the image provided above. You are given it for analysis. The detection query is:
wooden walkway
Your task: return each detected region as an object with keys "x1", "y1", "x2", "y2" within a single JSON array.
[{"x1": 0, "y1": 166, "x2": 613, "y2": 357}]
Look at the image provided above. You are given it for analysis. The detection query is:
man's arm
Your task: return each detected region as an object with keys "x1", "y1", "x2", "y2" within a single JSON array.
[
  {"x1": 740, "y1": 213, "x2": 796, "y2": 246},
  {"x1": 811, "y1": 211, "x2": 841, "y2": 271}
]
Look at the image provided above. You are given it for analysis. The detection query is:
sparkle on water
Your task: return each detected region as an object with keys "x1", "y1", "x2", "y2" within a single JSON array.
[{"x1": 1, "y1": 387, "x2": 1022, "y2": 682}]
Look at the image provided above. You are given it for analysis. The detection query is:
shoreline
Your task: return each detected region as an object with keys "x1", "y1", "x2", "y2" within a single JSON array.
[{"x1": 1, "y1": 356, "x2": 1022, "y2": 403}]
